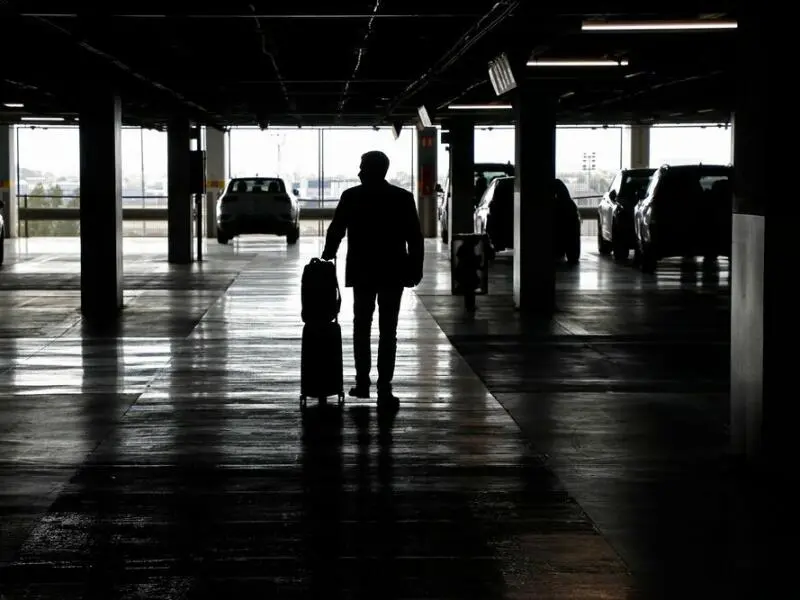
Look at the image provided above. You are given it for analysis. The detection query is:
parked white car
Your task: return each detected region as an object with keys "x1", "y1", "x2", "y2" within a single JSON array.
[{"x1": 216, "y1": 177, "x2": 301, "y2": 245}]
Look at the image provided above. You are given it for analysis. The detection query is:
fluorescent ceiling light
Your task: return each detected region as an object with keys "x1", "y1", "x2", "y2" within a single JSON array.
[
  {"x1": 3, "y1": 102, "x2": 24, "y2": 108},
  {"x1": 582, "y1": 20, "x2": 737, "y2": 31},
  {"x1": 527, "y1": 59, "x2": 628, "y2": 67},
  {"x1": 448, "y1": 104, "x2": 512, "y2": 110},
  {"x1": 21, "y1": 116, "x2": 65, "y2": 121}
]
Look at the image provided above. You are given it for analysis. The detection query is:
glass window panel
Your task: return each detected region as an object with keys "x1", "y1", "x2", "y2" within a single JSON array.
[
  {"x1": 650, "y1": 124, "x2": 732, "y2": 166},
  {"x1": 16, "y1": 125, "x2": 79, "y2": 195},
  {"x1": 121, "y1": 127, "x2": 144, "y2": 200},
  {"x1": 320, "y1": 127, "x2": 415, "y2": 208},
  {"x1": 228, "y1": 126, "x2": 320, "y2": 202},
  {"x1": 141, "y1": 128, "x2": 168, "y2": 205}
]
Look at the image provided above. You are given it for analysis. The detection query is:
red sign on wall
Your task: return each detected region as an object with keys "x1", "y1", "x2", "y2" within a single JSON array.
[{"x1": 421, "y1": 165, "x2": 434, "y2": 195}]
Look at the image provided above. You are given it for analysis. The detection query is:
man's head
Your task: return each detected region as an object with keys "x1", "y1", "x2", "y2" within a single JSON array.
[{"x1": 359, "y1": 151, "x2": 390, "y2": 184}]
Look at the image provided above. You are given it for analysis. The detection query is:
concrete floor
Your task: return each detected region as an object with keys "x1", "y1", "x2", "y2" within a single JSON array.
[{"x1": 0, "y1": 235, "x2": 757, "y2": 599}]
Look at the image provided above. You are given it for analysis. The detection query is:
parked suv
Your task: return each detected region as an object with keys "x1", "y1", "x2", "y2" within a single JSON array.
[
  {"x1": 597, "y1": 167, "x2": 655, "y2": 261},
  {"x1": 474, "y1": 176, "x2": 581, "y2": 264},
  {"x1": 216, "y1": 177, "x2": 301, "y2": 245},
  {"x1": 633, "y1": 164, "x2": 733, "y2": 272},
  {"x1": 438, "y1": 162, "x2": 514, "y2": 243}
]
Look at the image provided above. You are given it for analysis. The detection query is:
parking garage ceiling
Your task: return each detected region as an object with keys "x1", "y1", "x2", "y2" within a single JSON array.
[{"x1": 0, "y1": 1, "x2": 738, "y2": 128}]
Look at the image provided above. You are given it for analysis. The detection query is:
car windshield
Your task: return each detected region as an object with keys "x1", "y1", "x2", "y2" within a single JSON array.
[
  {"x1": 477, "y1": 169, "x2": 513, "y2": 184},
  {"x1": 620, "y1": 174, "x2": 653, "y2": 205},
  {"x1": 228, "y1": 178, "x2": 285, "y2": 194}
]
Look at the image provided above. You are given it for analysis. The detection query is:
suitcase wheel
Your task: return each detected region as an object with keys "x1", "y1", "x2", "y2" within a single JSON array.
[
  {"x1": 300, "y1": 395, "x2": 307, "y2": 410},
  {"x1": 337, "y1": 392, "x2": 345, "y2": 407}
]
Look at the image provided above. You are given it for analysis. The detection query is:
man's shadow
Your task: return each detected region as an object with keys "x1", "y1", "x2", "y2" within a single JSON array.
[
  {"x1": 300, "y1": 403, "x2": 346, "y2": 597},
  {"x1": 347, "y1": 404, "x2": 399, "y2": 599}
]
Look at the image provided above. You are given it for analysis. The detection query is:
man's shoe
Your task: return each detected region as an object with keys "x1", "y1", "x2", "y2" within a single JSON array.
[
  {"x1": 377, "y1": 390, "x2": 400, "y2": 410},
  {"x1": 349, "y1": 385, "x2": 370, "y2": 399}
]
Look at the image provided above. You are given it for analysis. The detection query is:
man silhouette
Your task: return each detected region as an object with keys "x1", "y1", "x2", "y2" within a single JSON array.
[{"x1": 321, "y1": 150, "x2": 424, "y2": 408}]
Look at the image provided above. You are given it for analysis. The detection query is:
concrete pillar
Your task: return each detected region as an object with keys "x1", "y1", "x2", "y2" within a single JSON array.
[
  {"x1": 622, "y1": 124, "x2": 650, "y2": 169},
  {"x1": 0, "y1": 125, "x2": 17, "y2": 238},
  {"x1": 79, "y1": 90, "x2": 123, "y2": 320},
  {"x1": 168, "y1": 116, "x2": 193, "y2": 264},
  {"x1": 205, "y1": 126, "x2": 226, "y2": 238},
  {"x1": 416, "y1": 127, "x2": 438, "y2": 237},
  {"x1": 446, "y1": 119, "x2": 475, "y2": 242},
  {"x1": 513, "y1": 83, "x2": 557, "y2": 312},
  {"x1": 731, "y1": 5, "x2": 774, "y2": 468}
]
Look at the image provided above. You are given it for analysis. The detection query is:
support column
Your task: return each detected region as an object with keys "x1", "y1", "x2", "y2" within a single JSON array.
[
  {"x1": 205, "y1": 126, "x2": 226, "y2": 238},
  {"x1": 513, "y1": 83, "x2": 557, "y2": 312},
  {"x1": 731, "y1": 6, "x2": 774, "y2": 467},
  {"x1": 622, "y1": 124, "x2": 650, "y2": 169},
  {"x1": 79, "y1": 91, "x2": 123, "y2": 320},
  {"x1": 416, "y1": 127, "x2": 438, "y2": 237},
  {"x1": 168, "y1": 116, "x2": 193, "y2": 264},
  {"x1": 0, "y1": 125, "x2": 17, "y2": 238},
  {"x1": 446, "y1": 119, "x2": 475, "y2": 241}
]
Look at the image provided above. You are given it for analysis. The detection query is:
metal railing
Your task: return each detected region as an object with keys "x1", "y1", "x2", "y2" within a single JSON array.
[{"x1": 14, "y1": 194, "x2": 603, "y2": 237}]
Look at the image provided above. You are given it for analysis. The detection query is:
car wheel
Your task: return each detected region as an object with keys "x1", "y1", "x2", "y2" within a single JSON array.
[
  {"x1": 0, "y1": 229, "x2": 4, "y2": 266},
  {"x1": 597, "y1": 225, "x2": 612, "y2": 255},
  {"x1": 286, "y1": 225, "x2": 300, "y2": 245},
  {"x1": 639, "y1": 243, "x2": 657, "y2": 273},
  {"x1": 565, "y1": 239, "x2": 580, "y2": 265},
  {"x1": 612, "y1": 229, "x2": 629, "y2": 261},
  {"x1": 217, "y1": 231, "x2": 229, "y2": 245}
]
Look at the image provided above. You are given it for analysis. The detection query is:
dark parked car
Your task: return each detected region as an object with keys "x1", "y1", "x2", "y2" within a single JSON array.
[
  {"x1": 633, "y1": 164, "x2": 733, "y2": 272},
  {"x1": 474, "y1": 176, "x2": 581, "y2": 264},
  {"x1": 597, "y1": 168, "x2": 655, "y2": 261},
  {"x1": 438, "y1": 162, "x2": 514, "y2": 243}
]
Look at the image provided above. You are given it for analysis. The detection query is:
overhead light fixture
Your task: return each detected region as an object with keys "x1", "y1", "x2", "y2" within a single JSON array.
[
  {"x1": 417, "y1": 105, "x2": 432, "y2": 128},
  {"x1": 3, "y1": 102, "x2": 24, "y2": 108},
  {"x1": 582, "y1": 20, "x2": 737, "y2": 32},
  {"x1": 488, "y1": 52, "x2": 517, "y2": 96},
  {"x1": 447, "y1": 104, "x2": 512, "y2": 110},
  {"x1": 527, "y1": 59, "x2": 629, "y2": 67},
  {"x1": 20, "y1": 116, "x2": 65, "y2": 121}
]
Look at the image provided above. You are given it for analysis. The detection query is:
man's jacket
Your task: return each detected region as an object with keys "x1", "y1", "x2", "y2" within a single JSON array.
[{"x1": 322, "y1": 180, "x2": 424, "y2": 288}]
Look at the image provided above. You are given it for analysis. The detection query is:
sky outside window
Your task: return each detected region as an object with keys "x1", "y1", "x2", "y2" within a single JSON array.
[{"x1": 16, "y1": 123, "x2": 732, "y2": 188}]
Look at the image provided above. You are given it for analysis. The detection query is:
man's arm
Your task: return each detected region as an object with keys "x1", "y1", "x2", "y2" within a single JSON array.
[
  {"x1": 405, "y1": 193, "x2": 425, "y2": 285},
  {"x1": 321, "y1": 194, "x2": 349, "y2": 260}
]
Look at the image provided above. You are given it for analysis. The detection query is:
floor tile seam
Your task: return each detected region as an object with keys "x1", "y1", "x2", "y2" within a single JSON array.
[
  {"x1": 107, "y1": 253, "x2": 262, "y2": 422},
  {"x1": 414, "y1": 292, "x2": 638, "y2": 576},
  {"x1": 0, "y1": 316, "x2": 86, "y2": 373},
  {"x1": 11, "y1": 255, "x2": 261, "y2": 501}
]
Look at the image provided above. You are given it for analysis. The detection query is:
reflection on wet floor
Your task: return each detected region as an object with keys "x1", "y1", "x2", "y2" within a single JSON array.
[
  {"x1": 0, "y1": 236, "x2": 634, "y2": 599},
  {"x1": 0, "y1": 236, "x2": 754, "y2": 599}
]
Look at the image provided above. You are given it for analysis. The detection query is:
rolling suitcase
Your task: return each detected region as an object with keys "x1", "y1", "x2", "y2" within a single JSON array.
[
  {"x1": 299, "y1": 257, "x2": 344, "y2": 409},
  {"x1": 299, "y1": 320, "x2": 345, "y2": 409},
  {"x1": 301, "y1": 258, "x2": 341, "y2": 324}
]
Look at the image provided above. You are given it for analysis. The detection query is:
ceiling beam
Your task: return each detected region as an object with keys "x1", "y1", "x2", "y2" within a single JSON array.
[{"x1": 6, "y1": 9, "x2": 227, "y2": 127}]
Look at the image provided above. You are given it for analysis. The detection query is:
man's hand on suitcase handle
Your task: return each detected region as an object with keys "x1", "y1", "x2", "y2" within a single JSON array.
[{"x1": 321, "y1": 250, "x2": 335, "y2": 261}]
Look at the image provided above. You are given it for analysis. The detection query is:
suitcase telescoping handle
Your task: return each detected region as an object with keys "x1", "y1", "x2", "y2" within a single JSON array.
[{"x1": 325, "y1": 256, "x2": 341, "y2": 324}]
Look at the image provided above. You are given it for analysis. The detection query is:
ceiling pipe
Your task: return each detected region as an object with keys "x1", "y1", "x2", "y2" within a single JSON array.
[
  {"x1": 574, "y1": 70, "x2": 723, "y2": 112},
  {"x1": 382, "y1": 0, "x2": 520, "y2": 120},
  {"x1": 435, "y1": 79, "x2": 489, "y2": 111},
  {"x1": 248, "y1": 4, "x2": 296, "y2": 119},
  {"x1": 337, "y1": 0, "x2": 382, "y2": 118}
]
